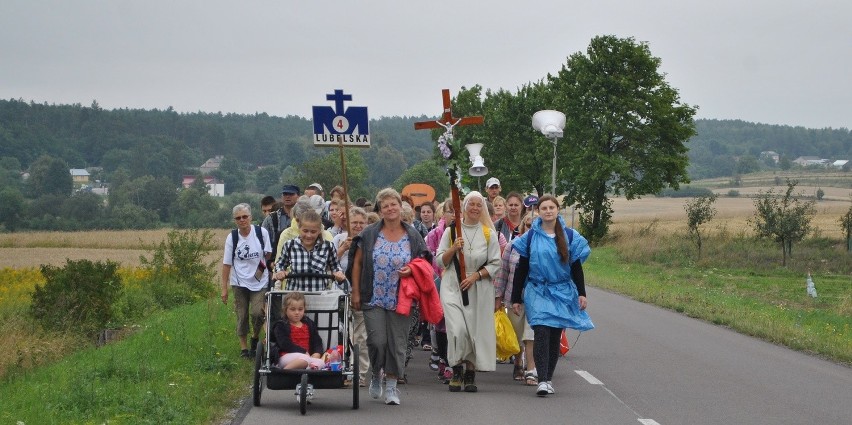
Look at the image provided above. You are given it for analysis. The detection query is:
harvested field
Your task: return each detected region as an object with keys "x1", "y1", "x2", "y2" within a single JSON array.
[{"x1": 0, "y1": 229, "x2": 230, "y2": 269}]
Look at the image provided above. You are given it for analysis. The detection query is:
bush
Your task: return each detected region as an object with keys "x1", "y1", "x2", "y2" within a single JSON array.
[
  {"x1": 140, "y1": 229, "x2": 217, "y2": 309},
  {"x1": 727, "y1": 190, "x2": 740, "y2": 197},
  {"x1": 658, "y1": 186, "x2": 715, "y2": 198},
  {"x1": 30, "y1": 260, "x2": 123, "y2": 337}
]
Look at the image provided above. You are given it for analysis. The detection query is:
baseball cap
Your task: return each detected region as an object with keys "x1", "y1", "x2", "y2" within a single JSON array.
[
  {"x1": 523, "y1": 195, "x2": 539, "y2": 208},
  {"x1": 485, "y1": 177, "x2": 500, "y2": 188},
  {"x1": 307, "y1": 182, "x2": 324, "y2": 193},
  {"x1": 281, "y1": 184, "x2": 300, "y2": 195}
]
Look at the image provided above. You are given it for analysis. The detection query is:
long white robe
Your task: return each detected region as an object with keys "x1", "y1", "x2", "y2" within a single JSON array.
[{"x1": 437, "y1": 222, "x2": 501, "y2": 371}]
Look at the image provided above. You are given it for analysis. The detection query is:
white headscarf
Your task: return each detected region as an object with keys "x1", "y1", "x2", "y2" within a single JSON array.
[{"x1": 462, "y1": 191, "x2": 496, "y2": 231}]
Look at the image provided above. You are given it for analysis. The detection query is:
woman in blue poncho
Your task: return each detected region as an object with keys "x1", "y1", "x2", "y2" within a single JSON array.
[{"x1": 510, "y1": 195, "x2": 594, "y2": 397}]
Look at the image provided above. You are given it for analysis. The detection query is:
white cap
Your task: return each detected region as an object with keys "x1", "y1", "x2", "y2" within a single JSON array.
[
  {"x1": 486, "y1": 177, "x2": 500, "y2": 188},
  {"x1": 307, "y1": 182, "x2": 324, "y2": 193}
]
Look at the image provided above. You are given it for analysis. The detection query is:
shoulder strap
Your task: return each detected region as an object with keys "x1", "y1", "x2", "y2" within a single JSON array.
[
  {"x1": 271, "y1": 212, "x2": 279, "y2": 238},
  {"x1": 254, "y1": 225, "x2": 265, "y2": 251},
  {"x1": 230, "y1": 229, "x2": 239, "y2": 261}
]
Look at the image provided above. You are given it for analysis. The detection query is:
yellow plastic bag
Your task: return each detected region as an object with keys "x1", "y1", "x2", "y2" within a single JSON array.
[{"x1": 495, "y1": 310, "x2": 520, "y2": 361}]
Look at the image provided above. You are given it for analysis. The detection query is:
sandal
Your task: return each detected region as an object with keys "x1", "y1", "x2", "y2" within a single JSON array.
[
  {"x1": 524, "y1": 371, "x2": 538, "y2": 386},
  {"x1": 513, "y1": 364, "x2": 524, "y2": 381}
]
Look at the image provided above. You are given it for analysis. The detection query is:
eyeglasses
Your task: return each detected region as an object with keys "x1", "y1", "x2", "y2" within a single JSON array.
[{"x1": 234, "y1": 215, "x2": 250, "y2": 221}]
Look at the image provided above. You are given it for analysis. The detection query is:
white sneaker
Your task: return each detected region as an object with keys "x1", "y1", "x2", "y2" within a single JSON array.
[
  {"x1": 369, "y1": 376, "x2": 383, "y2": 399},
  {"x1": 546, "y1": 381, "x2": 554, "y2": 394},
  {"x1": 384, "y1": 386, "x2": 400, "y2": 405},
  {"x1": 536, "y1": 382, "x2": 549, "y2": 397},
  {"x1": 295, "y1": 384, "x2": 315, "y2": 403}
]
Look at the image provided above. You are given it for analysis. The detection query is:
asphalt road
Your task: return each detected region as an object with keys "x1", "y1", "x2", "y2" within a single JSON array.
[{"x1": 233, "y1": 287, "x2": 852, "y2": 425}]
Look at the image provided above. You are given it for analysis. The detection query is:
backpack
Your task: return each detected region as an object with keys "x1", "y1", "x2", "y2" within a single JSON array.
[
  {"x1": 231, "y1": 225, "x2": 265, "y2": 262},
  {"x1": 524, "y1": 224, "x2": 574, "y2": 255},
  {"x1": 344, "y1": 236, "x2": 361, "y2": 283}
]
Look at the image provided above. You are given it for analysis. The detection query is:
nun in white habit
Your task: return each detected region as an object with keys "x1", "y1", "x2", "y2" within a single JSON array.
[{"x1": 436, "y1": 191, "x2": 502, "y2": 392}]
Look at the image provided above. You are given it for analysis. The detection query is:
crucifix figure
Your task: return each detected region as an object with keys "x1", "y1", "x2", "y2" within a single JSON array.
[{"x1": 415, "y1": 89, "x2": 484, "y2": 306}]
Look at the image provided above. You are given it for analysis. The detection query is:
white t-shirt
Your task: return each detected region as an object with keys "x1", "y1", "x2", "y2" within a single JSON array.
[
  {"x1": 223, "y1": 226, "x2": 272, "y2": 291},
  {"x1": 332, "y1": 232, "x2": 350, "y2": 272}
]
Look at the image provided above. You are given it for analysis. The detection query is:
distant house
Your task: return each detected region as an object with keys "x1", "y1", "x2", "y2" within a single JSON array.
[
  {"x1": 182, "y1": 175, "x2": 225, "y2": 197},
  {"x1": 792, "y1": 156, "x2": 828, "y2": 167},
  {"x1": 760, "y1": 151, "x2": 780, "y2": 164},
  {"x1": 199, "y1": 155, "x2": 224, "y2": 173},
  {"x1": 70, "y1": 168, "x2": 90, "y2": 184},
  {"x1": 832, "y1": 159, "x2": 849, "y2": 169}
]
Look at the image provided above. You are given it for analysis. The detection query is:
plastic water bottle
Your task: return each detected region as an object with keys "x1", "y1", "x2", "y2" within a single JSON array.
[
  {"x1": 806, "y1": 273, "x2": 818, "y2": 298},
  {"x1": 328, "y1": 348, "x2": 341, "y2": 371}
]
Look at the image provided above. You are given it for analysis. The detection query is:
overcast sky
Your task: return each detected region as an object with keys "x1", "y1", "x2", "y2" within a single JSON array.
[{"x1": 2, "y1": 0, "x2": 850, "y2": 129}]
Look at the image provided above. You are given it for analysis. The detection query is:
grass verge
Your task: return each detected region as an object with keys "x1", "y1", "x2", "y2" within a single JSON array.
[
  {"x1": 585, "y1": 247, "x2": 851, "y2": 365},
  {"x1": 0, "y1": 299, "x2": 252, "y2": 424}
]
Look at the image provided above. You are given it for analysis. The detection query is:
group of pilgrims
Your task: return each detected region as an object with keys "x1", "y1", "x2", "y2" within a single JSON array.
[{"x1": 221, "y1": 178, "x2": 594, "y2": 405}]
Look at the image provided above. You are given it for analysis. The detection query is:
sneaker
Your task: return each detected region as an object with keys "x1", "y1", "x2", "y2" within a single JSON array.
[
  {"x1": 429, "y1": 356, "x2": 440, "y2": 371},
  {"x1": 440, "y1": 366, "x2": 453, "y2": 384},
  {"x1": 384, "y1": 386, "x2": 400, "y2": 405},
  {"x1": 536, "y1": 382, "x2": 549, "y2": 397},
  {"x1": 369, "y1": 376, "x2": 383, "y2": 399},
  {"x1": 295, "y1": 384, "x2": 315, "y2": 403},
  {"x1": 240, "y1": 349, "x2": 251, "y2": 359},
  {"x1": 546, "y1": 381, "x2": 555, "y2": 394}
]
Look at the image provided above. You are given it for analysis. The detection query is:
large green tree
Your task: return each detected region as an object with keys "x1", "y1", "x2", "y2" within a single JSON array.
[
  {"x1": 298, "y1": 149, "x2": 369, "y2": 200},
  {"x1": 548, "y1": 35, "x2": 697, "y2": 240},
  {"x1": 27, "y1": 155, "x2": 73, "y2": 198}
]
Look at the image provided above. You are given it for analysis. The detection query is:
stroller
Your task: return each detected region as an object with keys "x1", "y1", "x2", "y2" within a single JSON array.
[{"x1": 252, "y1": 273, "x2": 360, "y2": 415}]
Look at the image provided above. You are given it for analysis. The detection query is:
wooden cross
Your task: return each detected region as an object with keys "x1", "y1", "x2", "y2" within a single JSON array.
[
  {"x1": 415, "y1": 89, "x2": 484, "y2": 306},
  {"x1": 414, "y1": 89, "x2": 484, "y2": 130}
]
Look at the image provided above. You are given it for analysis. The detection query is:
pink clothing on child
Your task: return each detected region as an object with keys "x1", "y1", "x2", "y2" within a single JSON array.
[{"x1": 278, "y1": 352, "x2": 326, "y2": 369}]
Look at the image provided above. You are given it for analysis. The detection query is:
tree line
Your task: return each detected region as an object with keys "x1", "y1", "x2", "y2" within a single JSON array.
[{"x1": 1, "y1": 35, "x2": 849, "y2": 238}]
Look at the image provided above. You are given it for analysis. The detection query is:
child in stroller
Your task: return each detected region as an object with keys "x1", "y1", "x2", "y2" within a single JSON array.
[{"x1": 272, "y1": 292, "x2": 326, "y2": 370}]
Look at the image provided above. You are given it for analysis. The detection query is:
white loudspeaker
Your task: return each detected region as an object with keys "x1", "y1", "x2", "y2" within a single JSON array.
[
  {"x1": 465, "y1": 143, "x2": 488, "y2": 177},
  {"x1": 532, "y1": 110, "x2": 566, "y2": 138},
  {"x1": 465, "y1": 143, "x2": 483, "y2": 158}
]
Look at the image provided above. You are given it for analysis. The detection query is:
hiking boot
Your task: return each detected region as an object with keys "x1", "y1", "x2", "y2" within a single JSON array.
[
  {"x1": 240, "y1": 349, "x2": 251, "y2": 359},
  {"x1": 448, "y1": 365, "x2": 463, "y2": 392},
  {"x1": 249, "y1": 337, "x2": 259, "y2": 357},
  {"x1": 463, "y1": 370, "x2": 477, "y2": 392}
]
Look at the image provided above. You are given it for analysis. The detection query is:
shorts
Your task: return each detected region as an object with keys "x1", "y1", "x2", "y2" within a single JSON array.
[{"x1": 232, "y1": 285, "x2": 266, "y2": 337}]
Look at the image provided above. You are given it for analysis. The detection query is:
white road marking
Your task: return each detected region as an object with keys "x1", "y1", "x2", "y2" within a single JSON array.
[
  {"x1": 575, "y1": 370, "x2": 604, "y2": 385},
  {"x1": 638, "y1": 420, "x2": 661, "y2": 425}
]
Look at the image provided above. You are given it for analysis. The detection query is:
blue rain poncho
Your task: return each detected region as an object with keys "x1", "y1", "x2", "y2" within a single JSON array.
[{"x1": 511, "y1": 215, "x2": 594, "y2": 331}]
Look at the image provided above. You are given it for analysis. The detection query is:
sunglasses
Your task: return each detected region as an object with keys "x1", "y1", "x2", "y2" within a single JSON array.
[{"x1": 233, "y1": 215, "x2": 250, "y2": 221}]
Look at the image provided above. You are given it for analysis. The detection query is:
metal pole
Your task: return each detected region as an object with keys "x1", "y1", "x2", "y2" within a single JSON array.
[{"x1": 551, "y1": 136, "x2": 558, "y2": 195}]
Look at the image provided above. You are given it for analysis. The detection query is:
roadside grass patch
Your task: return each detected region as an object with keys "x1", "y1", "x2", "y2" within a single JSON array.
[
  {"x1": 585, "y1": 247, "x2": 852, "y2": 365},
  {"x1": 0, "y1": 300, "x2": 251, "y2": 424}
]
